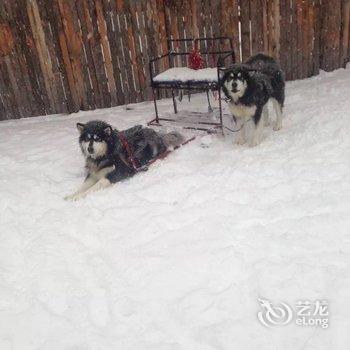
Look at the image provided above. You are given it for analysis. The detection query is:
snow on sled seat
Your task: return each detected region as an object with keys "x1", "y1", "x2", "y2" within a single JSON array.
[{"x1": 153, "y1": 67, "x2": 219, "y2": 85}]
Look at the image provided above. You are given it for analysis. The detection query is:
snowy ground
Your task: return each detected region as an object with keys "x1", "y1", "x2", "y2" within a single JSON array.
[{"x1": 0, "y1": 67, "x2": 350, "y2": 350}]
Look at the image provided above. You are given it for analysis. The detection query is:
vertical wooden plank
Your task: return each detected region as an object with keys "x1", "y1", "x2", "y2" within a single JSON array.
[
  {"x1": 13, "y1": 0, "x2": 50, "y2": 115},
  {"x1": 191, "y1": 0, "x2": 200, "y2": 38},
  {"x1": 266, "y1": 0, "x2": 273, "y2": 56},
  {"x1": 126, "y1": 0, "x2": 144, "y2": 101},
  {"x1": 290, "y1": 0, "x2": 298, "y2": 79},
  {"x1": 0, "y1": 57, "x2": 20, "y2": 119},
  {"x1": 59, "y1": 0, "x2": 91, "y2": 110},
  {"x1": 273, "y1": 0, "x2": 281, "y2": 60},
  {"x1": 75, "y1": 0, "x2": 100, "y2": 109},
  {"x1": 240, "y1": 0, "x2": 251, "y2": 61},
  {"x1": 279, "y1": 0, "x2": 287, "y2": 75},
  {"x1": 295, "y1": 0, "x2": 303, "y2": 78},
  {"x1": 41, "y1": 0, "x2": 76, "y2": 113},
  {"x1": 116, "y1": 0, "x2": 138, "y2": 103},
  {"x1": 251, "y1": 0, "x2": 264, "y2": 56},
  {"x1": 127, "y1": 0, "x2": 146, "y2": 101},
  {"x1": 312, "y1": 0, "x2": 321, "y2": 76},
  {"x1": 320, "y1": 0, "x2": 342, "y2": 71},
  {"x1": 340, "y1": 0, "x2": 350, "y2": 67},
  {"x1": 2, "y1": 0, "x2": 33, "y2": 118},
  {"x1": 284, "y1": 0, "x2": 293, "y2": 79},
  {"x1": 301, "y1": 0, "x2": 309, "y2": 78},
  {"x1": 27, "y1": 0, "x2": 63, "y2": 114},
  {"x1": 37, "y1": 0, "x2": 70, "y2": 113},
  {"x1": 95, "y1": 0, "x2": 118, "y2": 105},
  {"x1": 307, "y1": 1, "x2": 315, "y2": 77},
  {"x1": 0, "y1": 67, "x2": 7, "y2": 119},
  {"x1": 101, "y1": 0, "x2": 125, "y2": 105},
  {"x1": 230, "y1": 0, "x2": 240, "y2": 62},
  {"x1": 79, "y1": 0, "x2": 105, "y2": 109},
  {"x1": 262, "y1": 0, "x2": 269, "y2": 55}
]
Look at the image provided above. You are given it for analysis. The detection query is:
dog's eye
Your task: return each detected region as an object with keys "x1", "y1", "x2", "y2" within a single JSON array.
[
  {"x1": 93, "y1": 135, "x2": 100, "y2": 142},
  {"x1": 86, "y1": 133, "x2": 91, "y2": 140}
]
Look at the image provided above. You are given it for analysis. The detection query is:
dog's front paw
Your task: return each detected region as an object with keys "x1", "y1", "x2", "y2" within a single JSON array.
[
  {"x1": 235, "y1": 137, "x2": 246, "y2": 145},
  {"x1": 64, "y1": 193, "x2": 84, "y2": 201},
  {"x1": 273, "y1": 123, "x2": 282, "y2": 131},
  {"x1": 249, "y1": 140, "x2": 260, "y2": 147}
]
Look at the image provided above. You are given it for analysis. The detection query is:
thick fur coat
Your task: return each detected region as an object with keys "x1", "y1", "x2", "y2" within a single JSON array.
[
  {"x1": 220, "y1": 53, "x2": 285, "y2": 146},
  {"x1": 65, "y1": 120, "x2": 183, "y2": 200}
]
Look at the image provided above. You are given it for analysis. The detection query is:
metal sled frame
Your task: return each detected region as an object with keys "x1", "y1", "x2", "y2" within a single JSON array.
[{"x1": 148, "y1": 37, "x2": 236, "y2": 133}]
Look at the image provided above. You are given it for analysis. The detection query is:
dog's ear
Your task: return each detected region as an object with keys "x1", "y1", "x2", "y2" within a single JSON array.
[
  {"x1": 218, "y1": 68, "x2": 231, "y2": 86},
  {"x1": 76, "y1": 123, "x2": 85, "y2": 133},
  {"x1": 104, "y1": 126, "x2": 113, "y2": 136},
  {"x1": 247, "y1": 68, "x2": 258, "y2": 76}
]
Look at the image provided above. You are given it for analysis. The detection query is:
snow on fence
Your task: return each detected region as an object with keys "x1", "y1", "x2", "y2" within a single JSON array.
[{"x1": 0, "y1": 0, "x2": 349, "y2": 120}]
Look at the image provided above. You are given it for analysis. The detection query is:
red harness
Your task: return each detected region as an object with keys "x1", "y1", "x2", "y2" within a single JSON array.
[
  {"x1": 118, "y1": 132, "x2": 196, "y2": 172},
  {"x1": 118, "y1": 132, "x2": 140, "y2": 171}
]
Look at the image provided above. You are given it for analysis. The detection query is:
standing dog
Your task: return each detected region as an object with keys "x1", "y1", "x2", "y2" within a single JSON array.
[
  {"x1": 65, "y1": 120, "x2": 184, "y2": 201},
  {"x1": 220, "y1": 53, "x2": 285, "y2": 146}
]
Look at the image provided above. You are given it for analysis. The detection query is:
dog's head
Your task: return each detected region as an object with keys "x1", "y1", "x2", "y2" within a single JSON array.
[
  {"x1": 76, "y1": 120, "x2": 113, "y2": 159},
  {"x1": 220, "y1": 64, "x2": 254, "y2": 101}
]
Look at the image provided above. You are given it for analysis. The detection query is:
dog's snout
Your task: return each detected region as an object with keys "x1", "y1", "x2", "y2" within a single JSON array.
[
  {"x1": 88, "y1": 142, "x2": 94, "y2": 154},
  {"x1": 231, "y1": 81, "x2": 238, "y2": 90}
]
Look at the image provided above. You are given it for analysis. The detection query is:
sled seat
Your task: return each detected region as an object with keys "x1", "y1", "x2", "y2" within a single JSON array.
[
  {"x1": 148, "y1": 37, "x2": 236, "y2": 133},
  {"x1": 153, "y1": 67, "x2": 219, "y2": 89}
]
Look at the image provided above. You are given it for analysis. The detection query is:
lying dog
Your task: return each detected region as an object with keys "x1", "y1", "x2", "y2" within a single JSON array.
[
  {"x1": 65, "y1": 120, "x2": 184, "y2": 201},
  {"x1": 220, "y1": 53, "x2": 285, "y2": 146}
]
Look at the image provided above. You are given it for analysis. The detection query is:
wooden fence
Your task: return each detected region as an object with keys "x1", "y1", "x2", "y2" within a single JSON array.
[{"x1": 0, "y1": 0, "x2": 349, "y2": 120}]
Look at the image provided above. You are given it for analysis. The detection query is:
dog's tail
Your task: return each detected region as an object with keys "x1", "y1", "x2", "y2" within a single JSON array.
[{"x1": 161, "y1": 131, "x2": 185, "y2": 150}]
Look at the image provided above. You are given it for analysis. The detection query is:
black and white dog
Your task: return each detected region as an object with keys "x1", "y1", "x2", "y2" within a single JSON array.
[
  {"x1": 220, "y1": 53, "x2": 285, "y2": 146},
  {"x1": 65, "y1": 120, "x2": 184, "y2": 201}
]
